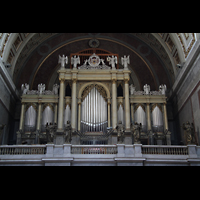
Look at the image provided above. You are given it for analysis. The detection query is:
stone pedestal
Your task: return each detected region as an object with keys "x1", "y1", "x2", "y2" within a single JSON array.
[
  {"x1": 117, "y1": 144, "x2": 125, "y2": 157},
  {"x1": 124, "y1": 131, "x2": 132, "y2": 144},
  {"x1": 54, "y1": 131, "x2": 65, "y2": 145},
  {"x1": 134, "y1": 144, "x2": 142, "y2": 157},
  {"x1": 188, "y1": 145, "x2": 197, "y2": 158}
]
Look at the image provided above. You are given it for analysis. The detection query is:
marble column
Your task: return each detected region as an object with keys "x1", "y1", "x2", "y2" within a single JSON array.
[
  {"x1": 146, "y1": 103, "x2": 151, "y2": 131},
  {"x1": 112, "y1": 80, "x2": 117, "y2": 129},
  {"x1": 124, "y1": 79, "x2": 131, "y2": 130},
  {"x1": 107, "y1": 99, "x2": 111, "y2": 127},
  {"x1": 163, "y1": 103, "x2": 168, "y2": 130},
  {"x1": 36, "y1": 103, "x2": 42, "y2": 131},
  {"x1": 19, "y1": 103, "x2": 25, "y2": 131},
  {"x1": 54, "y1": 103, "x2": 58, "y2": 124},
  {"x1": 131, "y1": 103, "x2": 134, "y2": 123},
  {"x1": 78, "y1": 98, "x2": 81, "y2": 131},
  {"x1": 71, "y1": 79, "x2": 77, "y2": 130},
  {"x1": 57, "y1": 79, "x2": 65, "y2": 131}
]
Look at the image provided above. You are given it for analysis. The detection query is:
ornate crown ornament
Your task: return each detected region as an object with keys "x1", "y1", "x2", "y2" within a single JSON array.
[{"x1": 88, "y1": 53, "x2": 100, "y2": 67}]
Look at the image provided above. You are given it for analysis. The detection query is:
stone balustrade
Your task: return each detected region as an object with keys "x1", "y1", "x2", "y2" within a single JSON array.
[{"x1": 0, "y1": 144, "x2": 200, "y2": 165}]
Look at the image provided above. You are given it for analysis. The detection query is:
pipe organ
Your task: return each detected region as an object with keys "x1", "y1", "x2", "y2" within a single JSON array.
[
  {"x1": 17, "y1": 49, "x2": 170, "y2": 145},
  {"x1": 81, "y1": 86, "x2": 107, "y2": 133}
]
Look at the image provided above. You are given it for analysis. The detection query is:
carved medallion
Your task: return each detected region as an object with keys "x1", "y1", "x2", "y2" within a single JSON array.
[
  {"x1": 89, "y1": 39, "x2": 100, "y2": 48},
  {"x1": 88, "y1": 53, "x2": 100, "y2": 67}
]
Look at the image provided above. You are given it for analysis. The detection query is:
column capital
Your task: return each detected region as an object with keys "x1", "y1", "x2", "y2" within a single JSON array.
[
  {"x1": 72, "y1": 79, "x2": 77, "y2": 84},
  {"x1": 124, "y1": 78, "x2": 129, "y2": 84},
  {"x1": 112, "y1": 79, "x2": 117, "y2": 84},
  {"x1": 59, "y1": 78, "x2": 65, "y2": 83}
]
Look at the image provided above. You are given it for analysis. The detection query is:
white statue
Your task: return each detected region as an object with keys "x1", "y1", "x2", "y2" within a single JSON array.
[
  {"x1": 143, "y1": 84, "x2": 150, "y2": 95},
  {"x1": 100, "y1": 58, "x2": 106, "y2": 65},
  {"x1": 129, "y1": 84, "x2": 136, "y2": 95},
  {"x1": 121, "y1": 55, "x2": 130, "y2": 69},
  {"x1": 83, "y1": 59, "x2": 88, "y2": 66},
  {"x1": 71, "y1": 55, "x2": 80, "y2": 69},
  {"x1": 53, "y1": 84, "x2": 59, "y2": 95},
  {"x1": 38, "y1": 83, "x2": 45, "y2": 95},
  {"x1": 21, "y1": 83, "x2": 29, "y2": 95},
  {"x1": 107, "y1": 55, "x2": 117, "y2": 69},
  {"x1": 58, "y1": 55, "x2": 68, "y2": 68},
  {"x1": 159, "y1": 84, "x2": 167, "y2": 95}
]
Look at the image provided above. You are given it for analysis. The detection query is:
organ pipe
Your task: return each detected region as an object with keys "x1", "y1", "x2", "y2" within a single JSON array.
[{"x1": 81, "y1": 87, "x2": 107, "y2": 133}]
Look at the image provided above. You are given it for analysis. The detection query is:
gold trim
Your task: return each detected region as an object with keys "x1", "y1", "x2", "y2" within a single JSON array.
[
  {"x1": 25, "y1": 103, "x2": 37, "y2": 112},
  {"x1": 134, "y1": 103, "x2": 145, "y2": 113},
  {"x1": 151, "y1": 103, "x2": 162, "y2": 113},
  {"x1": 42, "y1": 103, "x2": 54, "y2": 112}
]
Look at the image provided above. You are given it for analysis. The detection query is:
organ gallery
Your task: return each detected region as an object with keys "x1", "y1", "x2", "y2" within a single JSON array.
[
  {"x1": 1, "y1": 33, "x2": 200, "y2": 166},
  {"x1": 17, "y1": 48, "x2": 171, "y2": 146}
]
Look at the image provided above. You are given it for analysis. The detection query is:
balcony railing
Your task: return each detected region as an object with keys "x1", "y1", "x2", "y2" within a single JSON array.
[
  {"x1": 71, "y1": 145, "x2": 118, "y2": 154},
  {"x1": 0, "y1": 144, "x2": 192, "y2": 156},
  {"x1": 142, "y1": 145, "x2": 188, "y2": 155},
  {"x1": 0, "y1": 145, "x2": 46, "y2": 155}
]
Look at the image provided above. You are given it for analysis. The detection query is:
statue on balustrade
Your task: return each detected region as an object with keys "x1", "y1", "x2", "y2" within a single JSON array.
[
  {"x1": 129, "y1": 84, "x2": 136, "y2": 95},
  {"x1": 46, "y1": 122, "x2": 57, "y2": 143},
  {"x1": 182, "y1": 121, "x2": 195, "y2": 144},
  {"x1": 58, "y1": 54, "x2": 68, "y2": 68},
  {"x1": 116, "y1": 121, "x2": 125, "y2": 144},
  {"x1": 38, "y1": 83, "x2": 45, "y2": 95},
  {"x1": 65, "y1": 121, "x2": 72, "y2": 144},
  {"x1": 131, "y1": 122, "x2": 142, "y2": 144},
  {"x1": 143, "y1": 84, "x2": 150, "y2": 95},
  {"x1": 71, "y1": 55, "x2": 80, "y2": 69},
  {"x1": 107, "y1": 55, "x2": 117, "y2": 69},
  {"x1": 53, "y1": 84, "x2": 60, "y2": 95},
  {"x1": 21, "y1": 83, "x2": 29, "y2": 95},
  {"x1": 121, "y1": 55, "x2": 130, "y2": 69},
  {"x1": 159, "y1": 84, "x2": 167, "y2": 95}
]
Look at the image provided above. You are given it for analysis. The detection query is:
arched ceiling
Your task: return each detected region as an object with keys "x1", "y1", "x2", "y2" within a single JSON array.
[{"x1": 0, "y1": 33, "x2": 199, "y2": 92}]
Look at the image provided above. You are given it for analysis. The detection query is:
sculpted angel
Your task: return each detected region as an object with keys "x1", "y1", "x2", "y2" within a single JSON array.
[
  {"x1": 107, "y1": 55, "x2": 117, "y2": 69},
  {"x1": 53, "y1": 84, "x2": 59, "y2": 95},
  {"x1": 144, "y1": 84, "x2": 150, "y2": 95},
  {"x1": 38, "y1": 83, "x2": 45, "y2": 95},
  {"x1": 159, "y1": 84, "x2": 167, "y2": 95},
  {"x1": 58, "y1": 54, "x2": 68, "y2": 68},
  {"x1": 129, "y1": 84, "x2": 136, "y2": 95},
  {"x1": 71, "y1": 55, "x2": 80, "y2": 69},
  {"x1": 21, "y1": 83, "x2": 29, "y2": 95},
  {"x1": 121, "y1": 55, "x2": 130, "y2": 69}
]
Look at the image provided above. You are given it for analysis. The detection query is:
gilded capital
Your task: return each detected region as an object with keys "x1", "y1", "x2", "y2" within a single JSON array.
[
  {"x1": 72, "y1": 79, "x2": 77, "y2": 84},
  {"x1": 112, "y1": 79, "x2": 116, "y2": 84},
  {"x1": 59, "y1": 78, "x2": 65, "y2": 83},
  {"x1": 124, "y1": 78, "x2": 129, "y2": 84}
]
